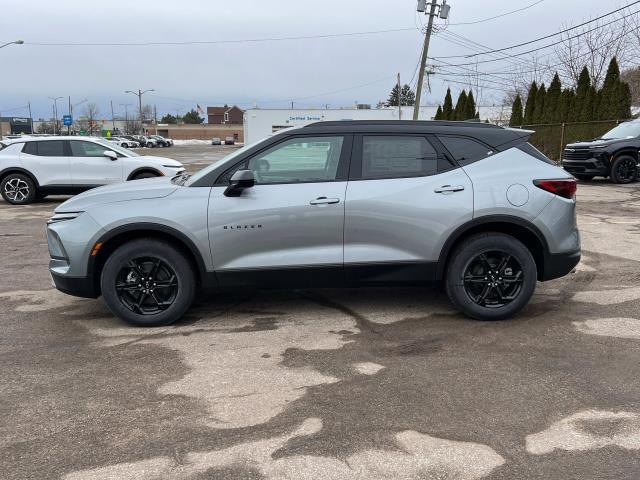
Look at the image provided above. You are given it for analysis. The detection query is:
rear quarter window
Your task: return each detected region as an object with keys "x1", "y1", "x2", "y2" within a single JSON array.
[
  {"x1": 437, "y1": 136, "x2": 494, "y2": 166},
  {"x1": 516, "y1": 142, "x2": 556, "y2": 165},
  {"x1": 22, "y1": 142, "x2": 38, "y2": 155}
]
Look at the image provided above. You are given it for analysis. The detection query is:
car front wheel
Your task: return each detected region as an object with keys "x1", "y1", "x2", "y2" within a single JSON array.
[
  {"x1": 1, "y1": 173, "x2": 36, "y2": 205},
  {"x1": 610, "y1": 156, "x2": 637, "y2": 184},
  {"x1": 100, "y1": 239, "x2": 196, "y2": 326},
  {"x1": 445, "y1": 233, "x2": 537, "y2": 321}
]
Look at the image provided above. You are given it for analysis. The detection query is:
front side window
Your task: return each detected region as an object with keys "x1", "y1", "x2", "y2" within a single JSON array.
[
  {"x1": 23, "y1": 140, "x2": 65, "y2": 157},
  {"x1": 438, "y1": 136, "x2": 493, "y2": 166},
  {"x1": 361, "y1": 136, "x2": 438, "y2": 179},
  {"x1": 225, "y1": 136, "x2": 344, "y2": 185},
  {"x1": 70, "y1": 140, "x2": 113, "y2": 157}
]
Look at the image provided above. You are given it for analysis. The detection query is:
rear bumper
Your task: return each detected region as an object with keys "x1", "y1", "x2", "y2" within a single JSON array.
[
  {"x1": 540, "y1": 249, "x2": 581, "y2": 281},
  {"x1": 51, "y1": 271, "x2": 99, "y2": 298},
  {"x1": 562, "y1": 158, "x2": 608, "y2": 176}
]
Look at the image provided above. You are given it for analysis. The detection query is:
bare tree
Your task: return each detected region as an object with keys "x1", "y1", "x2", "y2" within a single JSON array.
[
  {"x1": 83, "y1": 103, "x2": 100, "y2": 135},
  {"x1": 554, "y1": 11, "x2": 631, "y2": 88}
]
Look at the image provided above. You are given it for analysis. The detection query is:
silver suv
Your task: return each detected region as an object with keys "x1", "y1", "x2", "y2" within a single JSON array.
[{"x1": 47, "y1": 121, "x2": 580, "y2": 326}]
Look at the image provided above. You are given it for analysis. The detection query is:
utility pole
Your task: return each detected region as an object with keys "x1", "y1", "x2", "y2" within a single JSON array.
[
  {"x1": 397, "y1": 73, "x2": 402, "y2": 120},
  {"x1": 413, "y1": 1, "x2": 450, "y2": 120},
  {"x1": 125, "y1": 88, "x2": 154, "y2": 135},
  {"x1": 28, "y1": 102, "x2": 33, "y2": 134},
  {"x1": 67, "y1": 96, "x2": 71, "y2": 135},
  {"x1": 110, "y1": 100, "x2": 116, "y2": 132}
]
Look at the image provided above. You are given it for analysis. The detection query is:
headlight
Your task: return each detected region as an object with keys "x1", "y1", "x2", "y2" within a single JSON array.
[
  {"x1": 47, "y1": 212, "x2": 83, "y2": 224},
  {"x1": 162, "y1": 165, "x2": 184, "y2": 169},
  {"x1": 47, "y1": 229, "x2": 68, "y2": 259},
  {"x1": 591, "y1": 144, "x2": 610, "y2": 149}
]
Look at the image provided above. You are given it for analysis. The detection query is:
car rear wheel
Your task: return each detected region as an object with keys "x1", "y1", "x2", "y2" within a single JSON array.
[
  {"x1": 445, "y1": 233, "x2": 537, "y2": 321},
  {"x1": 101, "y1": 239, "x2": 196, "y2": 326},
  {"x1": 1, "y1": 173, "x2": 36, "y2": 205},
  {"x1": 610, "y1": 156, "x2": 637, "y2": 184}
]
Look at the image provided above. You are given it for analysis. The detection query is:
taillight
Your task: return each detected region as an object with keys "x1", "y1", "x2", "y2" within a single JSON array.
[{"x1": 533, "y1": 179, "x2": 577, "y2": 199}]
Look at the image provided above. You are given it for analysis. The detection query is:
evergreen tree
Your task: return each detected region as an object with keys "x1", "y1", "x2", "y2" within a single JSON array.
[
  {"x1": 464, "y1": 91, "x2": 477, "y2": 120},
  {"x1": 533, "y1": 84, "x2": 546, "y2": 124},
  {"x1": 510, "y1": 94, "x2": 524, "y2": 126},
  {"x1": 523, "y1": 81, "x2": 538, "y2": 124},
  {"x1": 387, "y1": 84, "x2": 416, "y2": 106},
  {"x1": 435, "y1": 105, "x2": 443, "y2": 120},
  {"x1": 160, "y1": 114, "x2": 178, "y2": 124},
  {"x1": 183, "y1": 109, "x2": 204, "y2": 124},
  {"x1": 614, "y1": 81, "x2": 633, "y2": 119},
  {"x1": 545, "y1": 73, "x2": 562, "y2": 122},
  {"x1": 454, "y1": 90, "x2": 467, "y2": 120},
  {"x1": 557, "y1": 89, "x2": 574, "y2": 123},
  {"x1": 442, "y1": 88, "x2": 454, "y2": 120},
  {"x1": 581, "y1": 86, "x2": 597, "y2": 122},
  {"x1": 570, "y1": 67, "x2": 591, "y2": 122}
]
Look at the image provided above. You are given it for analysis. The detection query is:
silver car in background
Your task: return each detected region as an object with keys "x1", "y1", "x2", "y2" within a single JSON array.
[{"x1": 47, "y1": 120, "x2": 580, "y2": 326}]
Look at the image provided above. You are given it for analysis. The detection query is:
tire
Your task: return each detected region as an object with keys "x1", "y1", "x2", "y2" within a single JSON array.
[
  {"x1": 100, "y1": 239, "x2": 196, "y2": 326},
  {"x1": 445, "y1": 233, "x2": 537, "y2": 321},
  {"x1": 1, "y1": 173, "x2": 36, "y2": 205},
  {"x1": 132, "y1": 172, "x2": 158, "y2": 180},
  {"x1": 610, "y1": 155, "x2": 637, "y2": 184},
  {"x1": 574, "y1": 174, "x2": 594, "y2": 181}
]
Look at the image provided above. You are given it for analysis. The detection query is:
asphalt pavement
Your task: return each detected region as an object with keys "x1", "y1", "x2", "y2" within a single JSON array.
[{"x1": 1, "y1": 145, "x2": 639, "y2": 479}]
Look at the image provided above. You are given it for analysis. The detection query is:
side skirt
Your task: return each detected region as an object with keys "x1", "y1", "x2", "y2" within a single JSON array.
[{"x1": 209, "y1": 261, "x2": 438, "y2": 291}]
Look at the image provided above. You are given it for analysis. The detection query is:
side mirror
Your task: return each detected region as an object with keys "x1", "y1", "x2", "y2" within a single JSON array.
[
  {"x1": 224, "y1": 169, "x2": 255, "y2": 197},
  {"x1": 104, "y1": 150, "x2": 118, "y2": 161}
]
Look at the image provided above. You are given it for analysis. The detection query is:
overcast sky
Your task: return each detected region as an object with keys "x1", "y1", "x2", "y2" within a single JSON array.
[{"x1": 0, "y1": 0, "x2": 620, "y2": 119}]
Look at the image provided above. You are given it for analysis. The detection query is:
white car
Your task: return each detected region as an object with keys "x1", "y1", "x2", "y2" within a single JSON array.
[
  {"x1": 0, "y1": 136, "x2": 185, "y2": 204},
  {"x1": 106, "y1": 136, "x2": 139, "y2": 149}
]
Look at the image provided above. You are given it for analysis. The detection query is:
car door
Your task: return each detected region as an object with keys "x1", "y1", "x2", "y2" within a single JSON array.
[
  {"x1": 208, "y1": 134, "x2": 352, "y2": 288},
  {"x1": 68, "y1": 140, "x2": 123, "y2": 187},
  {"x1": 343, "y1": 134, "x2": 473, "y2": 284},
  {"x1": 19, "y1": 140, "x2": 70, "y2": 187}
]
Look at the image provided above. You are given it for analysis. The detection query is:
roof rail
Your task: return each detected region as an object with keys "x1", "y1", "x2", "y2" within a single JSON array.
[{"x1": 305, "y1": 120, "x2": 502, "y2": 129}]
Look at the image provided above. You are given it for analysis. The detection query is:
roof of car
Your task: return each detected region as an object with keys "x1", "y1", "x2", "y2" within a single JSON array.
[{"x1": 300, "y1": 120, "x2": 527, "y2": 149}]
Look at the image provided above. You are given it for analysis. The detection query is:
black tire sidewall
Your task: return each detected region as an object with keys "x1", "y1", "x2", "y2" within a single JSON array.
[
  {"x1": 101, "y1": 239, "x2": 196, "y2": 326},
  {"x1": 611, "y1": 156, "x2": 637, "y2": 184},
  {"x1": 133, "y1": 173, "x2": 157, "y2": 180},
  {"x1": 1, "y1": 173, "x2": 36, "y2": 205},
  {"x1": 445, "y1": 234, "x2": 537, "y2": 321}
]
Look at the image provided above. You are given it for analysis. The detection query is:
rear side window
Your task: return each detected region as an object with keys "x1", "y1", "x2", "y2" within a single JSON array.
[
  {"x1": 438, "y1": 136, "x2": 493, "y2": 166},
  {"x1": 22, "y1": 142, "x2": 38, "y2": 155},
  {"x1": 517, "y1": 142, "x2": 556, "y2": 165},
  {"x1": 361, "y1": 136, "x2": 438, "y2": 179},
  {"x1": 22, "y1": 140, "x2": 65, "y2": 157}
]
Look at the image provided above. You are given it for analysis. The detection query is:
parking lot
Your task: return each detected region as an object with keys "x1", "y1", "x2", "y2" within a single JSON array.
[{"x1": 1, "y1": 144, "x2": 640, "y2": 479}]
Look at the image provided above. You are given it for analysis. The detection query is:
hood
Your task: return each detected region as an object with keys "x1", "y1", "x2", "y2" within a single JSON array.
[
  {"x1": 56, "y1": 176, "x2": 179, "y2": 213},
  {"x1": 566, "y1": 138, "x2": 629, "y2": 149}
]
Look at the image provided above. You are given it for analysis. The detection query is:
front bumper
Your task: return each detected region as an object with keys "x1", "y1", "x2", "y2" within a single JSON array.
[
  {"x1": 562, "y1": 158, "x2": 608, "y2": 176},
  {"x1": 51, "y1": 271, "x2": 99, "y2": 298},
  {"x1": 540, "y1": 249, "x2": 581, "y2": 281}
]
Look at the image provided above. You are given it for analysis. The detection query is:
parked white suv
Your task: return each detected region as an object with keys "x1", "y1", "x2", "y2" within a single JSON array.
[{"x1": 0, "y1": 137, "x2": 185, "y2": 204}]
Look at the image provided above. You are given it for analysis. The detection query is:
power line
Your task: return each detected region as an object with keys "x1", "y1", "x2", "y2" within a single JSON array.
[
  {"x1": 24, "y1": 27, "x2": 419, "y2": 47},
  {"x1": 432, "y1": 1, "x2": 640, "y2": 60},
  {"x1": 446, "y1": 0, "x2": 545, "y2": 26}
]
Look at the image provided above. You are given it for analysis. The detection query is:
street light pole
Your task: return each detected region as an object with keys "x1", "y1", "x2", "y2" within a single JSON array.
[
  {"x1": 48, "y1": 96, "x2": 63, "y2": 135},
  {"x1": 125, "y1": 89, "x2": 154, "y2": 135},
  {"x1": 120, "y1": 104, "x2": 132, "y2": 133},
  {"x1": 0, "y1": 40, "x2": 24, "y2": 49}
]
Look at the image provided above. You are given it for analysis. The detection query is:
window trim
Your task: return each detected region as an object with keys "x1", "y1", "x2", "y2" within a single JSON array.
[
  {"x1": 213, "y1": 133, "x2": 353, "y2": 186},
  {"x1": 349, "y1": 133, "x2": 456, "y2": 181}
]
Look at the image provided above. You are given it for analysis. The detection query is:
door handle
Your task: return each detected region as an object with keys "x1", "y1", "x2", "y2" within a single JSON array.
[
  {"x1": 310, "y1": 197, "x2": 340, "y2": 205},
  {"x1": 434, "y1": 185, "x2": 465, "y2": 194}
]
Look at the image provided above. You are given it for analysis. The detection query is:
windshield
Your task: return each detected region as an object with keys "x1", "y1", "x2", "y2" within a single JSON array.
[
  {"x1": 601, "y1": 122, "x2": 640, "y2": 140},
  {"x1": 94, "y1": 139, "x2": 139, "y2": 157},
  {"x1": 185, "y1": 140, "x2": 262, "y2": 186}
]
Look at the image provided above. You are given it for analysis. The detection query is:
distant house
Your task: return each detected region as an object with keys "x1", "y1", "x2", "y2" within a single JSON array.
[{"x1": 207, "y1": 105, "x2": 244, "y2": 125}]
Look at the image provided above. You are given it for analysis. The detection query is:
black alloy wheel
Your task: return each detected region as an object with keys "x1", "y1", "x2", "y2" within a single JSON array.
[
  {"x1": 463, "y1": 251, "x2": 524, "y2": 308},
  {"x1": 611, "y1": 156, "x2": 638, "y2": 184},
  {"x1": 115, "y1": 257, "x2": 178, "y2": 315}
]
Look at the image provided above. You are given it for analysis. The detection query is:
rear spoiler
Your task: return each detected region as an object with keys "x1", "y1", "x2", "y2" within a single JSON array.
[{"x1": 494, "y1": 127, "x2": 535, "y2": 151}]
